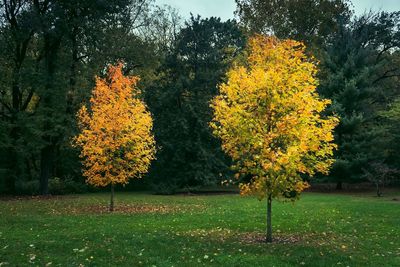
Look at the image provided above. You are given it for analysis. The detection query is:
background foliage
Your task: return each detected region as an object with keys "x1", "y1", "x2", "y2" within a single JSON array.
[{"x1": 1, "y1": 0, "x2": 400, "y2": 195}]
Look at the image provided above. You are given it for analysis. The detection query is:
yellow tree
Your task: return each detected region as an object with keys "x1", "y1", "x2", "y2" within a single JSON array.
[
  {"x1": 74, "y1": 63, "x2": 156, "y2": 211},
  {"x1": 211, "y1": 35, "x2": 338, "y2": 242}
]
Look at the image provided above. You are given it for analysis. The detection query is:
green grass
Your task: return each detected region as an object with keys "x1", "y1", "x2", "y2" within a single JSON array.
[{"x1": 0, "y1": 191, "x2": 399, "y2": 266}]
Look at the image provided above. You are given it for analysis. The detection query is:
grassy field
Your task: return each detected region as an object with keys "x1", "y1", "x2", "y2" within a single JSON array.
[{"x1": 0, "y1": 191, "x2": 399, "y2": 266}]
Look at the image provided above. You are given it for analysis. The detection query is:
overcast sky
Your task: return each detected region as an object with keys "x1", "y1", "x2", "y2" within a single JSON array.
[{"x1": 155, "y1": 0, "x2": 400, "y2": 21}]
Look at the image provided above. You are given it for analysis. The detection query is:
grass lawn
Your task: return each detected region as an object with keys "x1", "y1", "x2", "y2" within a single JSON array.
[{"x1": 0, "y1": 191, "x2": 399, "y2": 266}]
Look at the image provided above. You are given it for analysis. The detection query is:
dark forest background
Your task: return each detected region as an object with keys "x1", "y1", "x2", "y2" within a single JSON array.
[{"x1": 1, "y1": 0, "x2": 400, "y2": 195}]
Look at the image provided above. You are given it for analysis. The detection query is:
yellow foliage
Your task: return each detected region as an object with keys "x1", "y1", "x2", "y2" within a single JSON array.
[
  {"x1": 211, "y1": 35, "x2": 338, "y2": 200},
  {"x1": 74, "y1": 63, "x2": 156, "y2": 187}
]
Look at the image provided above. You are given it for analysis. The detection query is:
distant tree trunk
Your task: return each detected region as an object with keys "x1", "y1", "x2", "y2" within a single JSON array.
[
  {"x1": 2, "y1": 0, "x2": 34, "y2": 195},
  {"x1": 336, "y1": 181, "x2": 343, "y2": 190},
  {"x1": 67, "y1": 25, "x2": 78, "y2": 115},
  {"x1": 266, "y1": 194, "x2": 272, "y2": 243},
  {"x1": 375, "y1": 182, "x2": 382, "y2": 197},
  {"x1": 38, "y1": 32, "x2": 61, "y2": 195},
  {"x1": 6, "y1": 141, "x2": 17, "y2": 194},
  {"x1": 7, "y1": 58, "x2": 23, "y2": 195},
  {"x1": 40, "y1": 143, "x2": 54, "y2": 195},
  {"x1": 110, "y1": 183, "x2": 115, "y2": 212},
  {"x1": 5, "y1": 158, "x2": 16, "y2": 194}
]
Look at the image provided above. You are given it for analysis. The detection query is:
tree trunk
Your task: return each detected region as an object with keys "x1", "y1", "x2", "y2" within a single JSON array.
[
  {"x1": 266, "y1": 194, "x2": 272, "y2": 243},
  {"x1": 2, "y1": 0, "x2": 33, "y2": 195},
  {"x1": 40, "y1": 144, "x2": 53, "y2": 195},
  {"x1": 7, "y1": 67, "x2": 21, "y2": 195},
  {"x1": 38, "y1": 33, "x2": 61, "y2": 196},
  {"x1": 6, "y1": 146, "x2": 17, "y2": 194},
  {"x1": 5, "y1": 167, "x2": 16, "y2": 194},
  {"x1": 66, "y1": 26, "x2": 78, "y2": 115},
  {"x1": 336, "y1": 181, "x2": 343, "y2": 190},
  {"x1": 376, "y1": 182, "x2": 382, "y2": 197},
  {"x1": 110, "y1": 183, "x2": 115, "y2": 212}
]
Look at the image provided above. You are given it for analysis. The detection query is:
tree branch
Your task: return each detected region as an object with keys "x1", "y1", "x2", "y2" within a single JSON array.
[
  {"x1": 21, "y1": 88, "x2": 34, "y2": 111},
  {"x1": 373, "y1": 68, "x2": 400, "y2": 84}
]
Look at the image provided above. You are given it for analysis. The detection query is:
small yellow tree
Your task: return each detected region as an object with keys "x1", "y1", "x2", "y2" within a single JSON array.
[
  {"x1": 211, "y1": 35, "x2": 338, "y2": 242},
  {"x1": 74, "y1": 63, "x2": 156, "y2": 211}
]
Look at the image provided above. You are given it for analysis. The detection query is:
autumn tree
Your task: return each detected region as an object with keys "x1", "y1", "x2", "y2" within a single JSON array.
[
  {"x1": 74, "y1": 63, "x2": 155, "y2": 211},
  {"x1": 211, "y1": 35, "x2": 338, "y2": 242}
]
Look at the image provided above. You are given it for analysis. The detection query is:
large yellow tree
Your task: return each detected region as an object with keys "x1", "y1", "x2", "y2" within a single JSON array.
[
  {"x1": 74, "y1": 63, "x2": 156, "y2": 211},
  {"x1": 211, "y1": 35, "x2": 338, "y2": 242}
]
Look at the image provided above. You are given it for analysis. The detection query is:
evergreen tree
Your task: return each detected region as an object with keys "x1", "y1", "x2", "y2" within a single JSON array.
[
  {"x1": 147, "y1": 16, "x2": 246, "y2": 193},
  {"x1": 318, "y1": 12, "x2": 400, "y2": 188}
]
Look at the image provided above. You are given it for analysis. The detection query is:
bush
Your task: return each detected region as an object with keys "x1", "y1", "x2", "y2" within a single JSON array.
[
  {"x1": 15, "y1": 180, "x2": 39, "y2": 195},
  {"x1": 14, "y1": 177, "x2": 88, "y2": 195},
  {"x1": 49, "y1": 177, "x2": 88, "y2": 195},
  {"x1": 151, "y1": 181, "x2": 180, "y2": 195}
]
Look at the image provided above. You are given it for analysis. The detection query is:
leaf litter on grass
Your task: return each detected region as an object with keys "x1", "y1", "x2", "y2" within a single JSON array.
[{"x1": 50, "y1": 203, "x2": 205, "y2": 215}]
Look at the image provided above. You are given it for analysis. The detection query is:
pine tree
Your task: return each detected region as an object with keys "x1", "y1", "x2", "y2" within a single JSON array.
[
  {"x1": 147, "y1": 16, "x2": 245, "y2": 193},
  {"x1": 318, "y1": 12, "x2": 400, "y2": 188}
]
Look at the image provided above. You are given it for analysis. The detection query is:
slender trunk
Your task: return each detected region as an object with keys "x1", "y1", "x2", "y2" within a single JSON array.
[
  {"x1": 1, "y1": 90, "x2": 5, "y2": 115},
  {"x1": 66, "y1": 26, "x2": 78, "y2": 115},
  {"x1": 7, "y1": 65, "x2": 22, "y2": 194},
  {"x1": 12, "y1": 67, "x2": 21, "y2": 112},
  {"x1": 25, "y1": 157, "x2": 33, "y2": 181},
  {"x1": 39, "y1": 34, "x2": 60, "y2": 195},
  {"x1": 3, "y1": 0, "x2": 33, "y2": 195},
  {"x1": 5, "y1": 148, "x2": 17, "y2": 194},
  {"x1": 266, "y1": 194, "x2": 272, "y2": 243},
  {"x1": 336, "y1": 181, "x2": 343, "y2": 190},
  {"x1": 40, "y1": 143, "x2": 53, "y2": 195},
  {"x1": 6, "y1": 119, "x2": 19, "y2": 194},
  {"x1": 376, "y1": 182, "x2": 381, "y2": 197},
  {"x1": 110, "y1": 183, "x2": 115, "y2": 212}
]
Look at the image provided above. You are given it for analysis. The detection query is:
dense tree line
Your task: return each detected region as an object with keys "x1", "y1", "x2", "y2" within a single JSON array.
[
  {"x1": 1, "y1": 0, "x2": 399, "y2": 195},
  {"x1": 146, "y1": 16, "x2": 245, "y2": 193}
]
